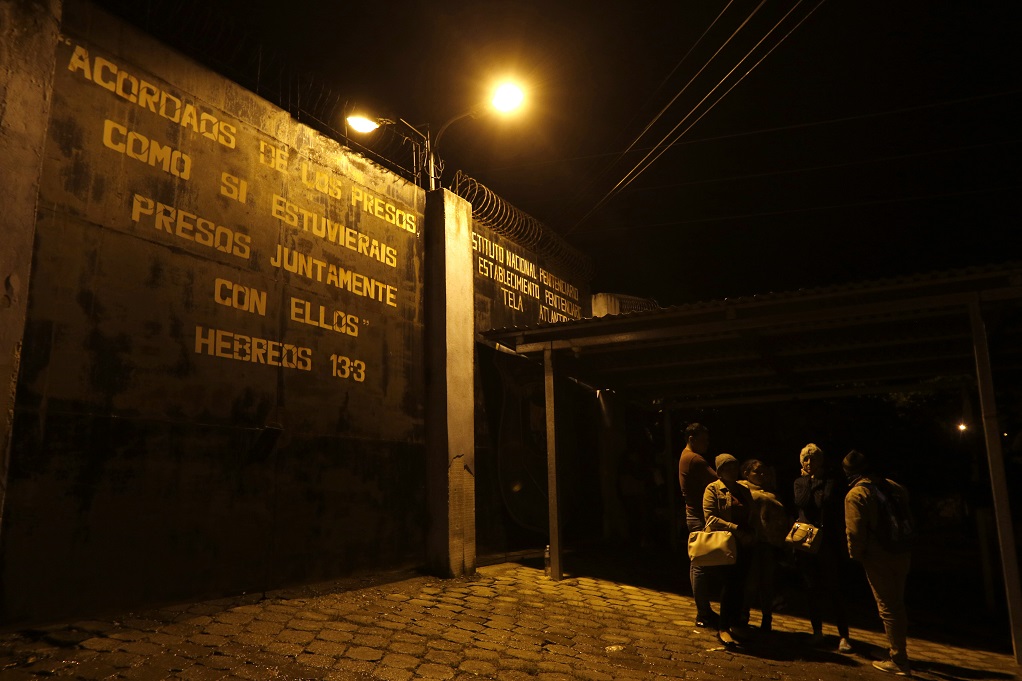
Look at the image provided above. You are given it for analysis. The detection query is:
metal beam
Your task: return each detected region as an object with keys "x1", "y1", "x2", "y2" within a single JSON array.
[
  {"x1": 969, "y1": 301, "x2": 1022, "y2": 665},
  {"x1": 663, "y1": 378, "x2": 973, "y2": 409},
  {"x1": 505, "y1": 287, "x2": 1022, "y2": 355}
]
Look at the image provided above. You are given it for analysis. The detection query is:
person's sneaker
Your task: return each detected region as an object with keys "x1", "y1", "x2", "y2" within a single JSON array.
[
  {"x1": 809, "y1": 631, "x2": 825, "y2": 646},
  {"x1": 717, "y1": 630, "x2": 738, "y2": 649},
  {"x1": 838, "y1": 637, "x2": 853, "y2": 654},
  {"x1": 872, "y1": 659, "x2": 911, "y2": 676}
]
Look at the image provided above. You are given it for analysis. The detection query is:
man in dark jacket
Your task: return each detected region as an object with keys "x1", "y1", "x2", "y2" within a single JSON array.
[{"x1": 678, "y1": 423, "x2": 717, "y2": 627}]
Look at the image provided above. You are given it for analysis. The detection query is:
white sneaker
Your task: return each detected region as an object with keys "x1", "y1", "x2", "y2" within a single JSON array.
[
  {"x1": 873, "y1": 659, "x2": 911, "y2": 676},
  {"x1": 838, "y1": 637, "x2": 853, "y2": 654}
]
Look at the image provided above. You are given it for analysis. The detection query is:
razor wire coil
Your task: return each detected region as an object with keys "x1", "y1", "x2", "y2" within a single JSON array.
[{"x1": 451, "y1": 172, "x2": 595, "y2": 281}]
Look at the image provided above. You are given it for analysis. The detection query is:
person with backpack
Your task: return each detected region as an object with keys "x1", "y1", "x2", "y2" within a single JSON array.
[{"x1": 842, "y1": 449, "x2": 914, "y2": 676}]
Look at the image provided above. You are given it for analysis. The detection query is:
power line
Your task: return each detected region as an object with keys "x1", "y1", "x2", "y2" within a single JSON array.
[
  {"x1": 564, "y1": 0, "x2": 743, "y2": 209},
  {"x1": 625, "y1": 138, "x2": 1022, "y2": 192},
  {"x1": 571, "y1": 0, "x2": 775, "y2": 230},
  {"x1": 568, "y1": 0, "x2": 825, "y2": 235},
  {"x1": 655, "y1": 88, "x2": 1022, "y2": 147},
  {"x1": 597, "y1": 0, "x2": 827, "y2": 203},
  {"x1": 580, "y1": 184, "x2": 1022, "y2": 235},
  {"x1": 481, "y1": 87, "x2": 1022, "y2": 174}
]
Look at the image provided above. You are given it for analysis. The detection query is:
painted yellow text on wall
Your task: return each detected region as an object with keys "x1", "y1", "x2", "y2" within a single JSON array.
[
  {"x1": 270, "y1": 195, "x2": 397, "y2": 267},
  {"x1": 194, "y1": 325, "x2": 312, "y2": 371},
  {"x1": 214, "y1": 278, "x2": 266, "y2": 316},
  {"x1": 68, "y1": 43, "x2": 237, "y2": 148},
  {"x1": 269, "y1": 245, "x2": 398, "y2": 308},
  {"x1": 351, "y1": 187, "x2": 416, "y2": 234},
  {"x1": 131, "y1": 194, "x2": 252, "y2": 260},
  {"x1": 103, "y1": 119, "x2": 191, "y2": 180}
]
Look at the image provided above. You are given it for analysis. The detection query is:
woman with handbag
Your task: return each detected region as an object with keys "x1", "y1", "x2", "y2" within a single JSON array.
[
  {"x1": 702, "y1": 454, "x2": 755, "y2": 648},
  {"x1": 793, "y1": 443, "x2": 854, "y2": 653}
]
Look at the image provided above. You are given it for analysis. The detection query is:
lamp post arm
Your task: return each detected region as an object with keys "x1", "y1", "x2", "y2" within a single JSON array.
[
  {"x1": 433, "y1": 107, "x2": 480, "y2": 151},
  {"x1": 396, "y1": 118, "x2": 428, "y2": 145},
  {"x1": 383, "y1": 118, "x2": 436, "y2": 191}
]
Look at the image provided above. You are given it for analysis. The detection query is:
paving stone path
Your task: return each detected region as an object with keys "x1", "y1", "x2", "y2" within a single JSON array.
[{"x1": 0, "y1": 563, "x2": 1016, "y2": 680}]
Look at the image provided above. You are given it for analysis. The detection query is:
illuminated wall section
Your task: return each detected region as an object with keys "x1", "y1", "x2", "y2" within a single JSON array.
[
  {"x1": 1, "y1": 0, "x2": 426, "y2": 623},
  {"x1": 471, "y1": 223, "x2": 591, "y2": 332}
]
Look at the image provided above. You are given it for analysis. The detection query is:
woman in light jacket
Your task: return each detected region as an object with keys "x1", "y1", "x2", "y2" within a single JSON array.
[
  {"x1": 703, "y1": 453, "x2": 755, "y2": 648},
  {"x1": 741, "y1": 459, "x2": 790, "y2": 633}
]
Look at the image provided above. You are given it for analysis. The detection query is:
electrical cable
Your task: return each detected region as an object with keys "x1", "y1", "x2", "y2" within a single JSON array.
[
  {"x1": 565, "y1": 0, "x2": 740, "y2": 210},
  {"x1": 613, "y1": 0, "x2": 826, "y2": 197},
  {"x1": 570, "y1": 0, "x2": 824, "y2": 235},
  {"x1": 627, "y1": 139, "x2": 1022, "y2": 192},
  {"x1": 572, "y1": 0, "x2": 825, "y2": 233},
  {"x1": 580, "y1": 184, "x2": 1021, "y2": 235},
  {"x1": 482, "y1": 87, "x2": 1022, "y2": 174},
  {"x1": 565, "y1": 0, "x2": 770, "y2": 231}
]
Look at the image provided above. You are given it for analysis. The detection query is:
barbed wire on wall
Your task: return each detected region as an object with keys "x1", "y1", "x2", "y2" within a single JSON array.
[
  {"x1": 89, "y1": 0, "x2": 422, "y2": 184},
  {"x1": 451, "y1": 172, "x2": 595, "y2": 282},
  {"x1": 89, "y1": 0, "x2": 594, "y2": 283}
]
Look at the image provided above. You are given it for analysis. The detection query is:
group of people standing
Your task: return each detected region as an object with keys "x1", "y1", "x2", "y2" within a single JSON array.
[{"x1": 678, "y1": 423, "x2": 914, "y2": 676}]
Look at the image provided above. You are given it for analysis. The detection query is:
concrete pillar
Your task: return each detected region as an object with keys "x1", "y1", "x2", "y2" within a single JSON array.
[
  {"x1": 0, "y1": 0, "x2": 63, "y2": 529},
  {"x1": 969, "y1": 300, "x2": 1022, "y2": 665},
  {"x1": 424, "y1": 188, "x2": 476, "y2": 577}
]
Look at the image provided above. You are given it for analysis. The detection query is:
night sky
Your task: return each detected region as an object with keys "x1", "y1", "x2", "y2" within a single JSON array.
[{"x1": 101, "y1": 0, "x2": 1022, "y2": 305}]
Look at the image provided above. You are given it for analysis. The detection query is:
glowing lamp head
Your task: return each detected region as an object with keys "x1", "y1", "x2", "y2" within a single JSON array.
[
  {"x1": 491, "y1": 82, "x2": 524, "y2": 113},
  {"x1": 958, "y1": 423, "x2": 968, "y2": 432},
  {"x1": 346, "y1": 115, "x2": 381, "y2": 133}
]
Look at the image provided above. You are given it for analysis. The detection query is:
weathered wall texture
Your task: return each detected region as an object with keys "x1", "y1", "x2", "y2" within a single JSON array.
[
  {"x1": 1, "y1": 0, "x2": 427, "y2": 624},
  {"x1": 0, "y1": 0, "x2": 62, "y2": 534}
]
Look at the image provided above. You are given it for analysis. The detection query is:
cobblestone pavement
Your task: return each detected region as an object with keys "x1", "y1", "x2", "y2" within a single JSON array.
[{"x1": 0, "y1": 562, "x2": 1016, "y2": 680}]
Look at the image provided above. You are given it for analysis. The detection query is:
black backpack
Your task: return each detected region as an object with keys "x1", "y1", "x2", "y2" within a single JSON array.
[{"x1": 858, "y1": 480, "x2": 914, "y2": 553}]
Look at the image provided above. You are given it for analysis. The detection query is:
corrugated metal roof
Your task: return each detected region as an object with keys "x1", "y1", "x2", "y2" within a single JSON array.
[{"x1": 481, "y1": 262, "x2": 1022, "y2": 407}]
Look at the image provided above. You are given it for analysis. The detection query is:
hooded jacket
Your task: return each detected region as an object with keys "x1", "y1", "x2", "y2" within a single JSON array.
[{"x1": 844, "y1": 475, "x2": 911, "y2": 561}]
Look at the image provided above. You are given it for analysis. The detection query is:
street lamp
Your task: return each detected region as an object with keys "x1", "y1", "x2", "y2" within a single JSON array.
[
  {"x1": 346, "y1": 80, "x2": 525, "y2": 191},
  {"x1": 345, "y1": 115, "x2": 437, "y2": 189}
]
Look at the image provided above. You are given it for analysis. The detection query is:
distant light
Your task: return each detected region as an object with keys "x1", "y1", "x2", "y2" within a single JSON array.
[
  {"x1": 491, "y1": 82, "x2": 524, "y2": 113},
  {"x1": 346, "y1": 115, "x2": 380, "y2": 133},
  {"x1": 958, "y1": 423, "x2": 968, "y2": 432}
]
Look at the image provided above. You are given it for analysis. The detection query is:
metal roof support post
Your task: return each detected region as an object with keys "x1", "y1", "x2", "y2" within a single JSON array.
[
  {"x1": 544, "y1": 346, "x2": 563, "y2": 581},
  {"x1": 969, "y1": 300, "x2": 1022, "y2": 665}
]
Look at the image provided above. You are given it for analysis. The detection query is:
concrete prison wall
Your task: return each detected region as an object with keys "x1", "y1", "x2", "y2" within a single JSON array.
[{"x1": 0, "y1": 0, "x2": 428, "y2": 624}]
